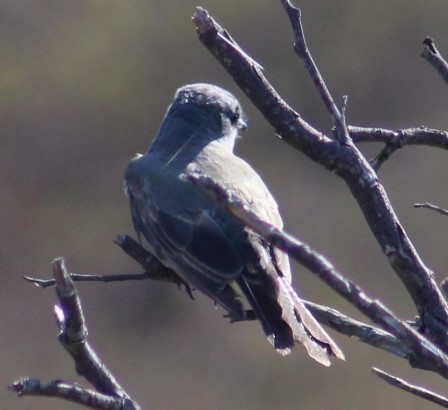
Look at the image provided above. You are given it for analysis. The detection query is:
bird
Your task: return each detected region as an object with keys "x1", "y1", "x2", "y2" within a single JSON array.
[{"x1": 124, "y1": 83, "x2": 344, "y2": 365}]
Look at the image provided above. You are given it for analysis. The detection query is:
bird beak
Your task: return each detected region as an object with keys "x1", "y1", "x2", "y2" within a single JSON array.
[{"x1": 238, "y1": 118, "x2": 248, "y2": 131}]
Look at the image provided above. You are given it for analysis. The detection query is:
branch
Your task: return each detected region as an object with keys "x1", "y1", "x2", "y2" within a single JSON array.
[
  {"x1": 53, "y1": 258, "x2": 129, "y2": 396},
  {"x1": 25, "y1": 272, "x2": 161, "y2": 288},
  {"x1": 8, "y1": 379, "x2": 134, "y2": 410},
  {"x1": 280, "y1": 0, "x2": 350, "y2": 144},
  {"x1": 192, "y1": 4, "x2": 448, "y2": 348},
  {"x1": 114, "y1": 235, "x2": 190, "y2": 288},
  {"x1": 304, "y1": 300, "x2": 410, "y2": 360},
  {"x1": 24, "y1": 235, "x2": 194, "y2": 298},
  {"x1": 10, "y1": 258, "x2": 141, "y2": 410},
  {"x1": 193, "y1": 7, "x2": 338, "y2": 165},
  {"x1": 421, "y1": 37, "x2": 448, "y2": 85},
  {"x1": 28, "y1": 234, "x2": 411, "y2": 361},
  {"x1": 415, "y1": 202, "x2": 448, "y2": 216},
  {"x1": 187, "y1": 173, "x2": 448, "y2": 378},
  {"x1": 349, "y1": 126, "x2": 448, "y2": 150},
  {"x1": 348, "y1": 126, "x2": 448, "y2": 171},
  {"x1": 372, "y1": 368, "x2": 448, "y2": 408}
]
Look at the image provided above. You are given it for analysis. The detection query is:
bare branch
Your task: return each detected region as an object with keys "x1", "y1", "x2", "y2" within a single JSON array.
[
  {"x1": 8, "y1": 378, "x2": 134, "y2": 410},
  {"x1": 348, "y1": 126, "x2": 448, "y2": 171},
  {"x1": 11, "y1": 258, "x2": 142, "y2": 409},
  {"x1": 25, "y1": 272, "x2": 158, "y2": 288},
  {"x1": 369, "y1": 142, "x2": 402, "y2": 172},
  {"x1": 415, "y1": 202, "x2": 448, "y2": 216},
  {"x1": 421, "y1": 37, "x2": 448, "y2": 85},
  {"x1": 187, "y1": 173, "x2": 448, "y2": 378},
  {"x1": 24, "y1": 235, "x2": 194, "y2": 298},
  {"x1": 349, "y1": 126, "x2": 448, "y2": 150},
  {"x1": 349, "y1": 126, "x2": 448, "y2": 170},
  {"x1": 114, "y1": 235, "x2": 188, "y2": 287},
  {"x1": 192, "y1": 5, "x2": 448, "y2": 348},
  {"x1": 372, "y1": 368, "x2": 448, "y2": 408},
  {"x1": 193, "y1": 7, "x2": 338, "y2": 164},
  {"x1": 280, "y1": 0, "x2": 351, "y2": 144},
  {"x1": 53, "y1": 258, "x2": 139, "y2": 405},
  {"x1": 29, "y1": 234, "x2": 411, "y2": 360},
  {"x1": 118, "y1": 234, "x2": 400, "y2": 355},
  {"x1": 304, "y1": 300, "x2": 410, "y2": 359}
]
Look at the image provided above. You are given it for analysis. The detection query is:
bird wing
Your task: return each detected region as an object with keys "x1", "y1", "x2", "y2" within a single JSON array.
[
  {"x1": 128, "y1": 185, "x2": 250, "y2": 319},
  {"x1": 154, "y1": 208, "x2": 243, "y2": 282}
]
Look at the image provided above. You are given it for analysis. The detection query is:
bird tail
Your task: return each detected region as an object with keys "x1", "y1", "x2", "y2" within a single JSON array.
[
  {"x1": 237, "y1": 276, "x2": 296, "y2": 355},
  {"x1": 238, "y1": 275, "x2": 344, "y2": 365},
  {"x1": 278, "y1": 275, "x2": 345, "y2": 365}
]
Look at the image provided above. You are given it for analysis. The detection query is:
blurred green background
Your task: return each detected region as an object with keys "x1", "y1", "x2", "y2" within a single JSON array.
[{"x1": 2, "y1": 1, "x2": 448, "y2": 409}]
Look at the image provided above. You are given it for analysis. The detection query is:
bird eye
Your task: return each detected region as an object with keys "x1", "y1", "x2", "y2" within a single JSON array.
[
  {"x1": 226, "y1": 106, "x2": 247, "y2": 131},
  {"x1": 229, "y1": 110, "x2": 240, "y2": 124}
]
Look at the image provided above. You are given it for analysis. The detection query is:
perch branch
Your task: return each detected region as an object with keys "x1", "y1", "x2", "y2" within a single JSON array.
[
  {"x1": 27, "y1": 236, "x2": 410, "y2": 360},
  {"x1": 24, "y1": 235, "x2": 194, "y2": 298},
  {"x1": 122, "y1": 233, "x2": 411, "y2": 358},
  {"x1": 114, "y1": 235, "x2": 190, "y2": 288},
  {"x1": 187, "y1": 173, "x2": 448, "y2": 378}
]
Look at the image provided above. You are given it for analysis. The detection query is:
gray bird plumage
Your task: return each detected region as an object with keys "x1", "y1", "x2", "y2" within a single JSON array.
[{"x1": 125, "y1": 83, "x2": 344, "y2": 365}]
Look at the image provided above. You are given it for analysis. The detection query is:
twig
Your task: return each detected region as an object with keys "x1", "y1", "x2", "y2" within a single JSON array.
[
  {"x1": 193, "y1": 7, "x2": 338, "y2": 163},
  {"x1": 25, "y1": 272, "x2": 159, "y2": 288},
  {"x1": 372, "y1": 368, "x2": 448, "y2": 408},
  {"x1": 192, "y1": 5, "x2": 448, "y2": 349},
  {"x1": 44, "y1": 232, "x2": 413, "y2": 359},
  {"x1": 11, "y1": 258, "x2": 142, "y2": 410},
  {"x1": 349, "y1": 126, "x2": 448, "y2": 170},
  {"x1": 281, "y1": 0, "x2": 351, "y2": 144},
  {"x1": 54, "y1": 258, "x2": 127, "y2": 396},
  {"x1": 27, "y1": 237, "x2": 411, "y2": 360},
  {"x1": 24, "y1": 235, "x2": 194, "y2": 299},
  {"x1": 28, "y1": 232, "x2": 413, "y2": 360},
  {"x1": 414, "y1": 202, "x2": 448, "y2": 216},
  {"x1": 421, "y1": 37, "x2": 448, "y2": 85},
  {"x1": 304, "y1": 300, "x2": 410, "y2": 359},
  {"x1": 114, "y1": 235, "x2": 189, "y2": 287},
  {"x1": 349, "y1": 126, "x2": 448, "y2": 150},
  {"x1": 8, "y1": 378, "x2": 133, "y2": 410},
  {"x1": 370, "y1": 137, "x2": 405, "y2": 172}
]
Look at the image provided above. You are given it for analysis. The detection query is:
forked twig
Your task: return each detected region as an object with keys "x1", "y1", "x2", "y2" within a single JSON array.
[{"x1": 10, "y1": 258, "x2": 141, "y2": 410}]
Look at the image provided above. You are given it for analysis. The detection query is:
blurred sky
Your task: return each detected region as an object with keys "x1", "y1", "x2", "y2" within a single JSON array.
[{"x1": 2, "y1": 1, "x2": 448, "y2": 409}]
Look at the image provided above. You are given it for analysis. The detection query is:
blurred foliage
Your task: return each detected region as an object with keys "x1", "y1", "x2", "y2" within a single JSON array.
[{"x1": 2, "y1": 1, "x2": 448, "y2": 409}]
